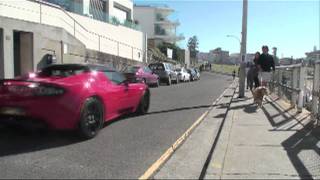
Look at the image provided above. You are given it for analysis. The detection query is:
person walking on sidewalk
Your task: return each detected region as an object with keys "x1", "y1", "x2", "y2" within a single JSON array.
[
  {"x1": 257, "y1": 45, "x2": 275, "y2": 87},
  {"x1": 246, "y1": 63, "x2": 254, "y2": 90},
  {"x1": 252, "y1": 52, "x2": 260, "y2": 88}
]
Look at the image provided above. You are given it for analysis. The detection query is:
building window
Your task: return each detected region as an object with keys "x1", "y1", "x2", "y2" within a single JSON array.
[{"x1": 113, "y1": 6, "x2": 128, "y2": 23}]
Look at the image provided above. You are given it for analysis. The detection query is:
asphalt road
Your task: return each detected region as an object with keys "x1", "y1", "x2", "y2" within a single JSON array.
[{"x1": 0, "y1": 72, "x2": 232, "y2": 179}]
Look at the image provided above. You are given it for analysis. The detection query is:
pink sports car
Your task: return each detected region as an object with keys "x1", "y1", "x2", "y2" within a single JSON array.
[{"x1": 0, "y1": 64, "x2": 150, "y2": 139}]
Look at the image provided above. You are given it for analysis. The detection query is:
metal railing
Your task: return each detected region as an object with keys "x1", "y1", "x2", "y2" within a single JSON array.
[
  {"x1": 269, "y1": 61, "x2": 320, "y2": 126},
  {"x1": 35, "y1": 0, "x2": 143, "y2": 59}
]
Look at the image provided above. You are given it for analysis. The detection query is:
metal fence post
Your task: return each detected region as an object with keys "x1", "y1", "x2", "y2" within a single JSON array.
[
  {"x1": 297, "y1": 66, "x2": 305, "y2": 113},
  {"x1": 291, "y1": 67, "x2": 298, "y2": 107},
  {"x1": 312, "y1": 62, "x2": 320, "y2": 123},
  {"x1": 270, "y1": 70, "x2": 275, "y2": 93},
  {"x1": 278, "y1": 69, "x2": 282, "y2": 97}
]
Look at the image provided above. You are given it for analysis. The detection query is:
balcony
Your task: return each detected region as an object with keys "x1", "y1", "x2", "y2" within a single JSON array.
[
  {"x1": 43, "y1": 0, "x2": 140, "y2": 30},
  {"x1": 154, "y1": 28, "x2": 185, "y2": 42}
]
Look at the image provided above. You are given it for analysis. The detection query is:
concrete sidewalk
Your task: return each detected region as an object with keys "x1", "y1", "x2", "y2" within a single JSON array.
[{"x1": 154, "y1": 82, "x2": 320, "y2": 179}]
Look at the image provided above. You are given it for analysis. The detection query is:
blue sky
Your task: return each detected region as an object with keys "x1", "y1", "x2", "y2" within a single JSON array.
[{"x1": 135, "y1": 0, "x2": 320, "y2": 58}]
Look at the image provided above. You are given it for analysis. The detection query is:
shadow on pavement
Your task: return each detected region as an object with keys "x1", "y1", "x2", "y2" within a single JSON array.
[
  {"x1": 260, "y1": 99, "x2": 320, "y2": 179},
  {"x1": 0, "y1": 126, "x2": 82, "y2": 157},
  {"x1": 145, "y1": 104, "x2": 219, "y2": 115},
  {"x1": 261, "y1": 102, "x2": 294, "y2": 127},
  {"x1": 228, "y1": 102, "x2": 262, "y2": 114},
  {"x1": 231, "y1": 97, "x2": 253, "y2": 103},
  {"x1": 281, "y1": 122, "x2": 320, "y2": 179}
]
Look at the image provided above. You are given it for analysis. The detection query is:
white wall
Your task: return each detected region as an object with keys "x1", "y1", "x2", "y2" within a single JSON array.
[
  {"x1": 1, "y1": 16, "x2": 87, "y2": 78},
  {"x1": 0, "y1": 0, "x2": 144, "y2": 62},
  {"x1": 2, "y1": 28, "x2": 14, "y2": 78},
  {"x1": 109, "y1": 0, "x2": 133, "y2": 20},
  {"x1": 134, "y1": 7, "x2": 155, "y2": 39}
]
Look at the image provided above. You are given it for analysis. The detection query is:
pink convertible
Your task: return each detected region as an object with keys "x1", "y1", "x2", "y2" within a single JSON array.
[{"x1": 0, "y1": 64, "x2": 150, "y2": 139}]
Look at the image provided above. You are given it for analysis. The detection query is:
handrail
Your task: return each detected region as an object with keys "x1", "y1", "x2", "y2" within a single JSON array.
[
  {"x1": 269, "y1": 81, "x2": 300, "y2": 92},
  {"x1": 32, "y1": 0, "x2": 142, "y2": 51},
  {"x1": 275, "y1": 63, "x2": 303, "y2": 69}
]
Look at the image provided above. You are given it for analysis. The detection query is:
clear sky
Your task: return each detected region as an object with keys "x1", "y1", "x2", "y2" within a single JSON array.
[{"x1": 135, "y1": 0, "x2": 320, "y2": 58}]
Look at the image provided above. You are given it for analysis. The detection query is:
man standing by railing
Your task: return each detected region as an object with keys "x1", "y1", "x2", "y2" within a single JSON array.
[{"x1": 258, "y1": 45, "x2": 275, "y2": 87}]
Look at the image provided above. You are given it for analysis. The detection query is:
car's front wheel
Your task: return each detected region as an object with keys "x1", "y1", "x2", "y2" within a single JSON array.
[
  {"x1": 135, "y1": 91, "x2": 150, "y2": 115},
  {"x1": 78, "y1": 97, "x2": 104, "y2": 139}
]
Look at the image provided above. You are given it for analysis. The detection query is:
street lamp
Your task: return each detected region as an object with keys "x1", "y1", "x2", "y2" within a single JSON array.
[
  {"x1": 226, "y1": 35, "x2": 241, "y2": 45},
  {"x1": 226, "y1": 34, "x2": 241, "y2": 63}
]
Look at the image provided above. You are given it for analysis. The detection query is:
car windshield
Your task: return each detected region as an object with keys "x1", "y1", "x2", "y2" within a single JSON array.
[
  {"x1": 149, "y1": 64, "x2": 165, "y2": 71},
  {"x1": 124, "y1": 66, "x2": 140, "y2": 73},
  {"x1": 38, "y1": 65, "x2": 89, "y2": 77},
  {"x1": 175, "y1": 68, "x2": 181, "y2": 72}
]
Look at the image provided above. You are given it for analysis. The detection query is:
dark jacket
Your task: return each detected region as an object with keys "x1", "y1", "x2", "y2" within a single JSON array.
[{"x1": 258, "y1": 54, "x2": 275, "y2": 72}]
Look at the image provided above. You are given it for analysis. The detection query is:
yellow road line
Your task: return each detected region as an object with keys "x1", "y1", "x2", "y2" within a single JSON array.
[
  {"x1": 139, "y1": 111, "x2": 208, "y2": 180},
  {"x1": 139, "y1": 82, "x2": 235, "y2": 180}
]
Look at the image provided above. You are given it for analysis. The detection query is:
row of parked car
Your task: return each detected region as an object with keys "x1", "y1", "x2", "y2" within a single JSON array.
[{"x1": 122, "y1": 62, "x2": 201, "y2": 87}]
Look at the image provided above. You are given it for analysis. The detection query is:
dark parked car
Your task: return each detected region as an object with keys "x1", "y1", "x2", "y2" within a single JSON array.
[
  {"x1": 148, "y1": 62, "x2": 179, "y2": 85},
  {"x1": 187, "y1": 68, "x2": 198, "y2": 81},
  {"x1": 123, "y1": 65, "x2": 159, "y2": 87}
]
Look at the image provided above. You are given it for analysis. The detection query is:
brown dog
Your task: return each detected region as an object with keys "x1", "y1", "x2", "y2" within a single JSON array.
[{"x1": 252, "y1": 86, "x2": 268, "y2": 107}]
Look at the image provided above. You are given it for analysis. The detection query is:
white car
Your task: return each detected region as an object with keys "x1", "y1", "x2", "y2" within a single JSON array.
[{"x1": 175, "y1": 67, "x2": 191, "y2": 82}]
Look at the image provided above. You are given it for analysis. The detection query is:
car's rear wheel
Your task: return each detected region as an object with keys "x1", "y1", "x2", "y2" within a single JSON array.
[
  {"x1": 78, "y1": 97, "x2": 104, "y2": 139},
  {"x1": 136, "y1": 91, "x2": 150, "y2": 115}
]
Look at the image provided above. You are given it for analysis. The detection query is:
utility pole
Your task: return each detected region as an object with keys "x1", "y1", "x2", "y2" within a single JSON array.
[{"x1": 238, "y1": 0, "x2": 248, "y2": 98}]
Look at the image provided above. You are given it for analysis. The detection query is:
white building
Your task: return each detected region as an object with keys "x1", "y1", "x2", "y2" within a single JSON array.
[
  {"x1": 0, "y1": 0, "x2": 146, "y2": 79},
  {"x1": 133, "y1": 5, "x2": 184, "y2": 48}
]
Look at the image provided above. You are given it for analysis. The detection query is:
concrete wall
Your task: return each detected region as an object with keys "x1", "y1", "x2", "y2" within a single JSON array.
[
  {"x1": 0, "y1": 29, "x2": 3, "y2": 79},
  {"x1": 0, "y1": 16, "x2": 143, "y2": 78},
  {"x1": 85, "y1": 49, "x2": 141, "y2": 71},
  {"x1": 0, "y1": 0, "x2": 144, "y2": 62},
  {"x1": 69, "y1": 13, "x2": 143, "y2": 61},
  {"x1": 134, "y1": 7, "x2": 155, "y2": 39},
  {"x1": 1, "y1": 16, "x2": 86, "y2": 78}
]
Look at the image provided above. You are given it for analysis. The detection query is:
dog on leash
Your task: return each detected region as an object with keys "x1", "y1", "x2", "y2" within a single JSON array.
[{"x1": 252, "y1": 86, "x2": 268, "y2": 107}]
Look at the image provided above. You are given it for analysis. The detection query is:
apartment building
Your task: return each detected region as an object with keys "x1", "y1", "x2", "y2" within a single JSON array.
[
  {"x1": 133, "y1": 5, "x2": 184, "y2": 48},
  {"x1": 0, "y1": 0, "x2": 146, "y2": 79},
  {"x1": 306, "y1": 50, "x2": 320, "y2": 62}
]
